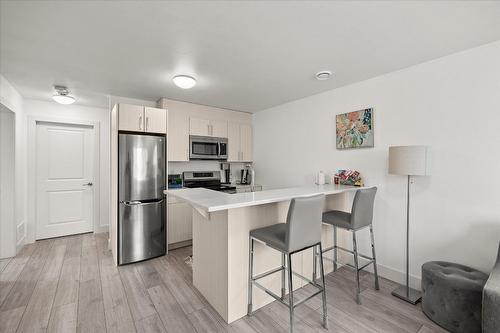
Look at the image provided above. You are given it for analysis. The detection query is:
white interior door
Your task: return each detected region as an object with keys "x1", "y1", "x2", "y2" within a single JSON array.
[{"x1": 36, "y1": 122, "x2": 95, "y2": 239}]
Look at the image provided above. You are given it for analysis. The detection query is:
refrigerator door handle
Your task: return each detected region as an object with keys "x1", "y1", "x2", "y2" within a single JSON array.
[{"x1": 121, "y1": 199, "x2": 164, "y2": 206}]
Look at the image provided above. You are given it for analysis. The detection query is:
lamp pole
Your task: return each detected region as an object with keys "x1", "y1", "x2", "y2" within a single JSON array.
[
  {"x1": 391, "y1": 174, "x2": 422, "y2": 304},
  {"x1": 406, "y1": 174, "x2": 410, "y2": 298}
]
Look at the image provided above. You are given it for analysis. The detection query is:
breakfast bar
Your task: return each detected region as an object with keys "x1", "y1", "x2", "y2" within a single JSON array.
[{"x1": 166, "y1": 184, "x2": 367, "y2": 323}]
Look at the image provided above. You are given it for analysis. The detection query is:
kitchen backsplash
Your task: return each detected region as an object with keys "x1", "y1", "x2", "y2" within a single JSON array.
[{"x1": 168, "y1": 161, "x2": 249, "y2": 183}]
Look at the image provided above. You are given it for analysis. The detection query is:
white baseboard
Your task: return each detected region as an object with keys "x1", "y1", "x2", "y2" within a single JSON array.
[
  {"x1": 360, "y1": 262, "x2": 421, "y2": 291},
  {"x1": 94, "y1": 224, "x2": 109, "y2": 234}
]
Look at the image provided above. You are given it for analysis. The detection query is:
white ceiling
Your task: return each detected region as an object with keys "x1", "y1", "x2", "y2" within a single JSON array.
[{"x1": 1, "y1": 1, "x2": 500, "y2": 112}]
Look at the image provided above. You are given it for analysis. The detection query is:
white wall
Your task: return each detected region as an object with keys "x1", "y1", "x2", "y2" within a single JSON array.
[
  {"x1": 23, "y1": 99, "x2": 111, "y2": 238},
  {"x1": 253, "y1": 41, "x2": 500, "y2": 286},
  {"x1": 0, "y1": 106, "x2": 16, "y2": 258},
  {"x1": 0, "y1": 74, "x2": 26, "y2": 256}
]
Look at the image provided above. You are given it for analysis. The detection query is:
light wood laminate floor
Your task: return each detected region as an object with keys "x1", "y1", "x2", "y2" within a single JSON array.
[{"x1": 0, "y1": 233, "x2": 448, "y2": 333}]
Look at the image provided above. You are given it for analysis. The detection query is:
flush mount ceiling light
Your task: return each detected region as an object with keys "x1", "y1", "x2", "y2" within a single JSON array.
[
  {"x1": 52, "y1": 85, "x2": 76, "y2": 104},
  {"x1": 315, "y1": 71, "x2": 332, "y2": 81},
  {"x1": 172, "y1": 75, "x2": 197, "y2": 89}
]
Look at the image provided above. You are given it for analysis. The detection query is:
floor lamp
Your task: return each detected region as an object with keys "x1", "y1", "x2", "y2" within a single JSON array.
[{"x1": 388, "y1": 145, "x2": 431, "y2": 304}]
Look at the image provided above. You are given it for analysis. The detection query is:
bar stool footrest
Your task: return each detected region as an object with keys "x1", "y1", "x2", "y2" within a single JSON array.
[{"x1": 252, "y1": 280, "x2": 325, "y2": 309}]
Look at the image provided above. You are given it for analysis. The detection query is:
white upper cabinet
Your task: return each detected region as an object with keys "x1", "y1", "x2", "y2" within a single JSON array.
[
  {"x1": 228, "y1": 122, "x2": 253, "y2": 162},
  {"x1": 118, "y1": 104, "x2": 167, "y2": 134},
  {"x1": 228, "y1": 122, "x2": 240, "y2": 162},
  {"x1": 210, "y1": 119, "x2": 228, "y2": 138},
  {"x1": 168, "y1": 108, "x2": 189, "y2": 161},
  {"x1": 240, "y1": 123, "x2": 253, "y2": 162},
  {"x1": 157, "y1": 98, "x2": 251, "y2": 162},
  {"x1": 190, "y1": 117, "x2": 211, "y2": 136},
  {"x1": 190, "y1": 117, "x2": 228, "y2": 138},
  {"x1": 144, "y1": 107, "x2": 167, "y2": 134},
  {"x1": 118, "y1": 104, "x2": 144, "y2": 132}
]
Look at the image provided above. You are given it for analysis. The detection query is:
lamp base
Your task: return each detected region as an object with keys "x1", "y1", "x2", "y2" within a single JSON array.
[{"x1": 391, "y1": 285, "x2": 422, "y2": 304}]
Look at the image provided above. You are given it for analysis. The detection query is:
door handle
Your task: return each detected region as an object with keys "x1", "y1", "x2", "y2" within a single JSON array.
[
  {"x1": 121, "y1": 200, "x2": 141, "y2": 205},
  {"x1": 121, "y1": 199, "x2": 164, "y2": 206},
  {"x1": 83, "y1": 182, "x2": 93, "y2": 186}
]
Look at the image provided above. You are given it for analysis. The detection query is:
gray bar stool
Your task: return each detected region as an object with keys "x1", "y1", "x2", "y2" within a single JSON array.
[
  {"x1": 247, "y1": 194, "x2": 328, "y2": 333},
  {"x1": 320, "y1": 187, "x2": 379, "y2": 304}
]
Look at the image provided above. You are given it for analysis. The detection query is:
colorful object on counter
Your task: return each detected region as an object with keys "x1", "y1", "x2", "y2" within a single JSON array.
[
  {"x1": 336, "y1": 108, "x2": 374, "y2": 149},
  {"x1": 168, "y1": 174, "x2": 183, "y2": 189},
  {"x1": 336, "y1": 169, "x2": 364, "y2": 186}
]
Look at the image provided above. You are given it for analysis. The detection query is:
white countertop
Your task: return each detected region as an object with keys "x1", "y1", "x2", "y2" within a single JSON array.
[{"x1": 164, "y1": 184, "x2": 368, "y2": 212}]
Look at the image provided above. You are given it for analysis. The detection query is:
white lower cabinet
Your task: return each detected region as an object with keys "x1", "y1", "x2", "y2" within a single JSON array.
[{"x1": 167, "y1": 202, "x2": 192, "y2": 245}]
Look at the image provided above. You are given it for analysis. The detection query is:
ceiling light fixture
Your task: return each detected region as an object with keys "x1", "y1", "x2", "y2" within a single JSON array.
[
  {"x1": 52, "y1": 85, "x2": 76, "y2": 104},
  {"x1": 315, "y1": 71, "x2": 332, "y2": 81},
  {"x1": 172, "y1": 75, "x2": 197, "y2": 89}
]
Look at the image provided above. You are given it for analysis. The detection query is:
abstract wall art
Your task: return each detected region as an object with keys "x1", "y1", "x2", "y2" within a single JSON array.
[{"x1": 336, "y1": 108, "x2": 374, "y2": 149}]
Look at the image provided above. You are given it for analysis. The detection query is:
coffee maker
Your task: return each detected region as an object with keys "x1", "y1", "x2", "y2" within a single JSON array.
[{"x1": 220, "y1": 163, "x2": 231, "y2": 184}]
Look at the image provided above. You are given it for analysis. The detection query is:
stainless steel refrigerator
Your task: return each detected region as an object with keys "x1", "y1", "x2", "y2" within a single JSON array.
[{"x1": 118, "y1": 133, "x2": 166, "y2": 265}]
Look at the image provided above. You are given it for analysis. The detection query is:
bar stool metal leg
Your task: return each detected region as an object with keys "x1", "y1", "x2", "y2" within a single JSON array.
[
  {"x1": 352, "y1": 231, "x2": 362, "y2": 304},
  {"x1": 281, "y1": 253, "x2": 286, "y2": 299},
  {"x1": 287, "y1": 254, "x2": 294, "y2": 333},
  {"x1": 333, "y1": 226, "x2": 338, "y2": 272},
  {"x1": 312, "y1": 246, "x2": 317, "y2": 283},
  {"x1": 247, "y1": 236, "x2": 254, "y2": 315},
  {"x1": 318, "y1": 243, "x2": 329, "y2": 329},
  {"x1": 370, "y1": 224, "x2": 380, "y2": 290}
]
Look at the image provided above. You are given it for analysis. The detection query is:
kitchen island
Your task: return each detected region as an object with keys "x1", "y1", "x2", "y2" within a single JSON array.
[{"x1": 165, "y1": 184, "x2": 368, "y2": 323}]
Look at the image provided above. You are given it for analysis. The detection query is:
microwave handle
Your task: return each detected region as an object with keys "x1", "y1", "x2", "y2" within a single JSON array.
[{"x1": 217, "y1": 142, "x2": 221, "y2": 157}]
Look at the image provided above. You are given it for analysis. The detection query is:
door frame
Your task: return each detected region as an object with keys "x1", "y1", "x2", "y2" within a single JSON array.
[{"x1": 27, "y1": 116, "x2": 100, "y2": 243}]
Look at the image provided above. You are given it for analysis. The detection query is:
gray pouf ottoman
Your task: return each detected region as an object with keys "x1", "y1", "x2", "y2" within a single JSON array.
[{"x1": 421, "y1": 261, "x2": 488, "y2": 333}]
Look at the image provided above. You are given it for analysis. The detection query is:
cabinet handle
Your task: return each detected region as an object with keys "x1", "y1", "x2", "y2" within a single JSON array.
[
  {"x1": 207, "y1": 124, "x2": 210, "y2": 135},
  {"x1": 139, "y1": 116, "x2": 142, "y2": 130},
  {"x1": 146, "y1": 117, "x2": 149, "y2": 131}
]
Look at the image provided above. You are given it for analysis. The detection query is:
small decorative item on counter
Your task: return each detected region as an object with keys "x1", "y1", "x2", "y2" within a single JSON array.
[
  {"x1": 316, "y1": 171, "x2": 326, "y2": 185},
  {"x1": 168, "y1": 174, "x2": 183, "y2": 189},
  {"x1": 333, "y1": 175, "x2": 340, "y2": 184},
  {"x1": 336, "y1": 169, "x2": 364, "y2": 186}
]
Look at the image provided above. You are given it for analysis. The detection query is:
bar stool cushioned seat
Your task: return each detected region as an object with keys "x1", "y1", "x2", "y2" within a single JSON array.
[
  {"x1": 250, "y1": 224, "x2": 287, "y2": 251},
  {"x1": 321, "y1": 210, "x2": 351, "y2": 229},
  {"x1": 421, "y1": 261, "x2": 488, "y2": 333}
]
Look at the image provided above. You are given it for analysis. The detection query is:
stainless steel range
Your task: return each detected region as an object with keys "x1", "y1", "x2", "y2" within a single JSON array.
[{"x1": 183, "y1": 171, "x2": 236, "y2": 194}]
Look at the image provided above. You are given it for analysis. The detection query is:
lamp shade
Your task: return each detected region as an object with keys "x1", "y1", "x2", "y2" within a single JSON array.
[{"x1": 388, "y1": 145, "x2": 431, "y2": 176}]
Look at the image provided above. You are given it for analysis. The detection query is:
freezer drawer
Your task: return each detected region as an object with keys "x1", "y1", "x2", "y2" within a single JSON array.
[{"x1": 119, "y1": 199, "x2": 166, "y2": 264}]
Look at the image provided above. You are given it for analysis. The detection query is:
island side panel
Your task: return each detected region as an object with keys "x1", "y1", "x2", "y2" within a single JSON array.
[{"x1": 192, "y1": 209, "x2": 229, "y2": 321}]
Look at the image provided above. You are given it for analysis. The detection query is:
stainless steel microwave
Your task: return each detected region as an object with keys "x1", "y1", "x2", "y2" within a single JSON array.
[{"x1": 189, "y1": 135, "x2": 228, "y2": 160}]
